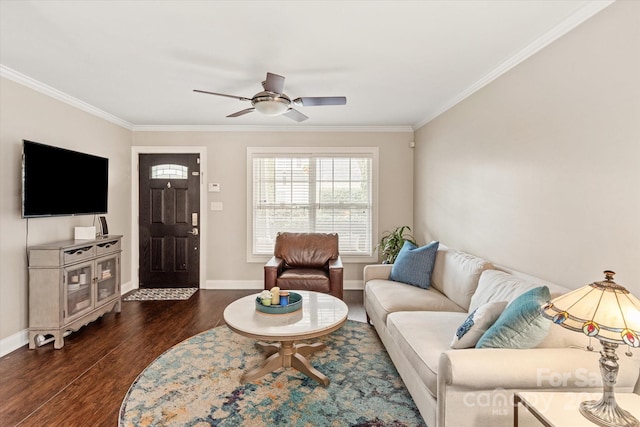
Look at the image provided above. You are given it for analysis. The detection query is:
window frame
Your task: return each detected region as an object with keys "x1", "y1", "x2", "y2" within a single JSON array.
[{"x1": 246, "y1": 146, "x2": 379, "y2": 263}]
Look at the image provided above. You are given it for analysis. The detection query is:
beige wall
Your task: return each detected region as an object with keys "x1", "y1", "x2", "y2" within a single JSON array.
[
  {"x1": 0, "y1": 77, "x2": 132, "y2": 344},
  {"x1": 131, "y1": 131, "x2": 414, "y2": 285},
  {"x1": 0, "y1": 79, "x2": 413, "y2": 345},
  {"x1": 4, "y1": 1, "x2": 633, "y2": 350},
  {"x1": 414, "y1": 1, "x2": 640, "y2": 294}
]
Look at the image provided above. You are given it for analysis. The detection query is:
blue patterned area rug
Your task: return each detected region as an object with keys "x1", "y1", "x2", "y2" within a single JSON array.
[{"x1": 119, "y1": 320, "x2": 426, "y2": 426}]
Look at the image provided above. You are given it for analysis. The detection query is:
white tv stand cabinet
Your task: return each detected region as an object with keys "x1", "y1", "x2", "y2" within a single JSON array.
[{"x1": 27, "y1": 235, "x2": 122, "y2": 349}]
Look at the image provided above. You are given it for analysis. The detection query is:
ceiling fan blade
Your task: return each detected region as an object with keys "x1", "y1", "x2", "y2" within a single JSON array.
[
  {"x1": 227, "y1": 108, "x2": 255, "y2": 118},
  {"x1": 193, "y1": 89, "x2": 251, "y2": 102},
  {"x1": 283, "y1": 108, "x2": 308, "y2": 122},
  {"x1": 262, "y1": 72, "x2": 285, "y2": 94},
  {"x1": 293, "y1": 96, "x2": 347, "y2": 107}
]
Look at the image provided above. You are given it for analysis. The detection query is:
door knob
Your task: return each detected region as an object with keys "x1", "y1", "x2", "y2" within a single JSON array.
[{"x1": 188, "y1": 227, "x2": 199, "y2": 236}]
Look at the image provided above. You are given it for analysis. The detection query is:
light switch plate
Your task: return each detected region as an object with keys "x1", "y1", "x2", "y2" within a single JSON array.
[{"x1": 210, "y1": 202, "x2": 223, "y2": 211}]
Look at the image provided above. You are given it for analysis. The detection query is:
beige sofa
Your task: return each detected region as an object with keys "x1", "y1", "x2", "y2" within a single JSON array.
[{"x1": 364, "y1": 244, "x2": 640, "y2": 427}]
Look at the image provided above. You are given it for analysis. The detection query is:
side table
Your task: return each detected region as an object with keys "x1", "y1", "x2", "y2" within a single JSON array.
[{"x1": 514, "y1": 391, "x2": 640, "y2": 427}]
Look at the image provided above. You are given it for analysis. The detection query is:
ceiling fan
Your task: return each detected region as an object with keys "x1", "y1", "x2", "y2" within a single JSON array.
[{"x1": 194, "y1": 72, "x2": 346, "y2": 122}]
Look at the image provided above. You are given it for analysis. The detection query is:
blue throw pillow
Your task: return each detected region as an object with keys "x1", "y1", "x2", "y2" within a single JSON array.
[
  {"x1": 476, "y1": 286, "x2": 551, "y2": 349},
  {"x1": 389, "y1": 241, "x2": 439, "y2": 289}
]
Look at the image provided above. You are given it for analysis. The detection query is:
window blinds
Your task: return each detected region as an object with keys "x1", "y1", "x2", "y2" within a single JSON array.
[{"x1": 251, "y1": 153, "x2": 373, "y2": 256}]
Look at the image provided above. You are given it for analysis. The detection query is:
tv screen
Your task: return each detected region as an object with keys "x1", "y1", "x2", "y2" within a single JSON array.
[{"x1": 22, "y1": 140, "x2": 109, "y2": 218}]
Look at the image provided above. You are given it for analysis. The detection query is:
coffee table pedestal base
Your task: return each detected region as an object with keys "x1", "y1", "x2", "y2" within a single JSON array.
[{"x1": 240, "y1": 341, "x2": 329, "y2": 386}]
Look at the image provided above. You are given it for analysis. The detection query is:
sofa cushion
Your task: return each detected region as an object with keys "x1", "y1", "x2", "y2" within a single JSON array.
[
  {"x1": 470, "y1": 269, "x2": 569, "y2": 312},
  {"x1": 387, "y1": 311, "x2": 467, "y2": 398},
  {"x1": 389, "y1": 240, "x2": 439, "y2": 289},
  {"x1": 476, "y1": 286, "x2": 551, "y2": 349},
  {"x1": 431, "y1": 245, "x2": 494, "y2": 311},
  {"x1": 450, "y1": 301, "x2": 508, "y2": 349},
  {"x1": 365, "y1": 279, "x2": 465, "y2": 324}
]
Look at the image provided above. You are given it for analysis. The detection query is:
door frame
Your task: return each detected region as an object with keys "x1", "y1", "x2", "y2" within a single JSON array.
[{"x1": 130, "y1": 146, "x2": 207, "y2": 290}]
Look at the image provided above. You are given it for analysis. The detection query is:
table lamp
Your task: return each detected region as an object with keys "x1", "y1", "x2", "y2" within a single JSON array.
[{"x1": 541, "y1": 270, "x2": 640, "y2": 427}]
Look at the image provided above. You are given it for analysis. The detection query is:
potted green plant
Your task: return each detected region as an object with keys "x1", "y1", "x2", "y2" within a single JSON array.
[{"x1": 377, "y1": 225, "x2": 417, "y2": 264}]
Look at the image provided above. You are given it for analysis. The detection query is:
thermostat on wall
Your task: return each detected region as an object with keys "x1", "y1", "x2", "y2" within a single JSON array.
[{"x1": 208, "y1": 183, "x2": 220, "y2": 192}]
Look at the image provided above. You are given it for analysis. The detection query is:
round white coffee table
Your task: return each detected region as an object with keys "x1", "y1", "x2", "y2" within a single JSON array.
[{"x1": 223, "y1": 290, "x2": 348, "y2": 386}]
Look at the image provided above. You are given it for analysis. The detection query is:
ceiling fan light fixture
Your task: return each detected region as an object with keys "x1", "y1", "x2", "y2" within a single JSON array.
[
  {"x1": 194, "y1": 73, "x2": 347, "y2": 122},
  {"x1": 252, "y1": 93, "x2": 290, "y2": 116}
]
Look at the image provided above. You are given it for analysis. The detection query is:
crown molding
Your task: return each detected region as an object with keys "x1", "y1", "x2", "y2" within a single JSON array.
[
  {"x1": 1, "y1": 65, "x2": 411, "y2": 133},
  {"x1": 413, "y1": 0, "x2": 615, "y2": 130},
  {"x1": 0, "y1": 64, "x2": 134, "y2": 130},
  {"x1": 131, "y1": 124, "x2": 414, "y2": 133},
  {"x1": 4, "y1": 0, "x2": 613, "y2": 134}
]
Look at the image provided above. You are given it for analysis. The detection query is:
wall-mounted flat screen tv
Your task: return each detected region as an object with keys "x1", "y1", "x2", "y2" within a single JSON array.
[{"x1": 22, "y1": 140, "x2": 109, "y2": 218}]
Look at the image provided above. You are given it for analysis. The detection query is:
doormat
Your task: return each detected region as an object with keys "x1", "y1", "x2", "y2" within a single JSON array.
[{"x1": 123, "y1": 288, "x2": 198, "y2": 301}]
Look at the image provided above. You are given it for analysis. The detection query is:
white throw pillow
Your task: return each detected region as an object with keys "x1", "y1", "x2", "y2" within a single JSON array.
[{"x1": 450, "y1": 301, "x2": 508, "y2": 349}]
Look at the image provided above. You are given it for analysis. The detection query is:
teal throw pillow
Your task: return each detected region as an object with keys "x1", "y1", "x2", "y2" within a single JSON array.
[
  {"x1": 389, "y1": 240, "x2": 439, "y2": 289},
  {"x1": 476, "y1": 286, "x2": 551, "y2": 349}
]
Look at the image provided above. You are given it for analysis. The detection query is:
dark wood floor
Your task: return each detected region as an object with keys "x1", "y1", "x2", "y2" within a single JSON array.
[{"x1": 0, "y1": 290, "x2": 365, "y2": 427}]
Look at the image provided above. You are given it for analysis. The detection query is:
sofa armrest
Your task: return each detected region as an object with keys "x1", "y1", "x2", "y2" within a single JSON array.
[
  {"x1": 438, "y1": 347, "x2": 640, "y2": 391},
  {"x1": 363, "y1": 264, "x2": 393, "y2": 282},
  {"x1": 264, "y1": 256, "x2": 284, "y2": 290}
]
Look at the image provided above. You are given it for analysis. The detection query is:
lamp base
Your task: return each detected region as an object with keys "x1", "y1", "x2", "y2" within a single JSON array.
[
  {"x1": 578, "y1": 340, "x2": 640, "y2": 427},
  {"x1": 580, "y1": 399, "x2": 639, "y2": 427}
]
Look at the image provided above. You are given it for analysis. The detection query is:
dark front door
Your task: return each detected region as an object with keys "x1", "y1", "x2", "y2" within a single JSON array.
[{"x1": 139, "y1": 153, "x2": 200, "y2": 288}]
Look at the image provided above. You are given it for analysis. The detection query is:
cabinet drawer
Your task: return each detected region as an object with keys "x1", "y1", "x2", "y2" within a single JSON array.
[
  {"x1": 63, "y1": 245, "x2": 96, "y2": 265},
  {"x1": 96, "y1": 239, "x2": 121, "y2": 256}
]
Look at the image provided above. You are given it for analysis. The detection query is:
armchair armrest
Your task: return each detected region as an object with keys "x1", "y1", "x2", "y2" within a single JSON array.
[
  {"x1": 329, "y1": 257, "x2": 343, "y2": 270},
  {"x1": 328, "y1": 256, "x2": 344, "y2": 300},
  {"x1": 264, "y1": 256, "x2": 284, "y2": 290},
  {"x1": 363, "y1": 264, "x2": 393, "y2": 282}
]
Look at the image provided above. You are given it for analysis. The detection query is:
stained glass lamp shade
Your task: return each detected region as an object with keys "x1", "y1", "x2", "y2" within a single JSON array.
[{"x1": 541, "y1": 270, "x2": 640, "y2": 427}]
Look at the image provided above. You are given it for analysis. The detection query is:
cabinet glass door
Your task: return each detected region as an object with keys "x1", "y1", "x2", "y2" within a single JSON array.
[
  {"x1": 65, "y1": 261, "x2": 94, "y2": 320},
  {"x1": 96, "y1": 255, "x2": 118, "y2": 304}
]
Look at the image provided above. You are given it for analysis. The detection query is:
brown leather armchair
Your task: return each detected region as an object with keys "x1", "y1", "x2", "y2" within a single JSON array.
[{"x1": 264, "y1": 232, "x2": 344, "y2": 300}]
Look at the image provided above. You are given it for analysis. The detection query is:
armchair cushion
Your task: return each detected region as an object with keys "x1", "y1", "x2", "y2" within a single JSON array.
[{"x1": 277, "y1": 268, "x2": 330, "y2": 293}]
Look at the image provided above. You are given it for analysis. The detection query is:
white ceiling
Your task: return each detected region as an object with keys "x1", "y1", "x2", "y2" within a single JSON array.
[{"x1": 0, "y1": 1, "x2": 612, "y2": 130}]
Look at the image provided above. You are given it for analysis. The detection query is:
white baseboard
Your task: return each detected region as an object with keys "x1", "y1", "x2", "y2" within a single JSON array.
[
  {"x1": 1, "y1": 280, "x2": 363, "y2": 357},
  {"x1": 203, "y1": 279, "x2": 364, "y2": 290},
  {"x1": 203, "y1": 280, "x2": 263, "y2": 290},
  {"x1": 1, "y1": 280, "x2": 135, "y2": 358},
  {"x1": 0, "y1": 329, "x2": 28, "y2": 358},
  {"x1": 345, "y1": 280, "x2": 364, "y2": 290},
  {"x1": 121, "y1": 280, "x2": 136, "y2": 295}
]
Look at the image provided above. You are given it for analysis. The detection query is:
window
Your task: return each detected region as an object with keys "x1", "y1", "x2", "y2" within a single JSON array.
[
  {"x1": 150, "y1": 164, "x2": 188, "y2": 179},
  {"x1": 248, "y1": 147, "x2": 378, "y2": 259}
]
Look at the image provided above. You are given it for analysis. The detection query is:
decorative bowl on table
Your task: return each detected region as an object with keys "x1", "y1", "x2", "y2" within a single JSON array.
[{"x1": 255, "y1": 291, "x2": 302, "y2": 314}]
